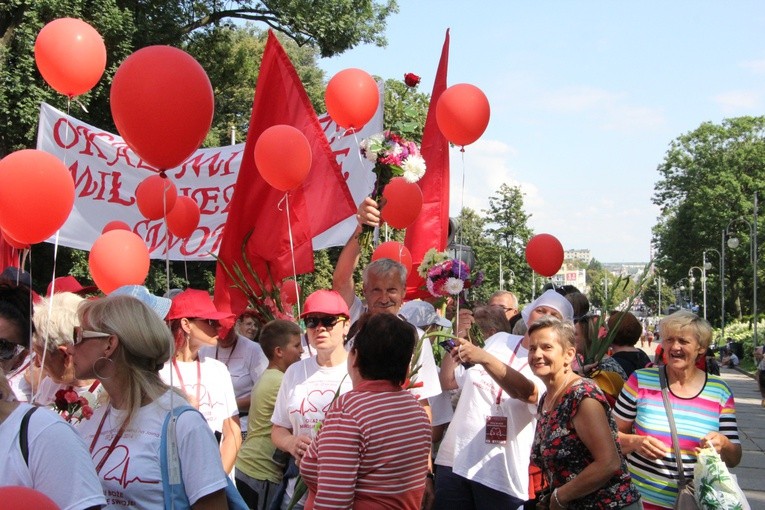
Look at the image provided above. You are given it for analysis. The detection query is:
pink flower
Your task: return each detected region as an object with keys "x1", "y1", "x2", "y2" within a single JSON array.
[
  {"x1": 81, "y1": 405, "x2": 94, "y2": 420},
  {"x1": 404, "y1": 73, "x2": 421, "y2": 87},
  {"x1": 64, "y1": 390, "x2": 78, "y2": 404},
  {"x1": 598, "y1": 326, "x2": 608, "y2": 340}
]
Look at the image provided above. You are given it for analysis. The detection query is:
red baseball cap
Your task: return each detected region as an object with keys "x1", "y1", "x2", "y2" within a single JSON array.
[
  {"x1": 47, "y1": 276, "x2": 98, "y2": 297},
  {"x1": 166, "y1": 289, "x2": 235, "y2": 321},
  {"x1": 300, "y1": 290, "x2": 349, "y2": 318}
]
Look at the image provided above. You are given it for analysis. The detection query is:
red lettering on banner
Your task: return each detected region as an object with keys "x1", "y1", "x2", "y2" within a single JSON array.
[
  {"x1": 174, "y1": 149, "x2": 241, "y2": 179},
  {"x1": 221, "y1": 184, "x2": 236, "y2": 214},
  {"x1": 333, "y1": 147, "x2": 352, "y2": 181},
  {"x1": 189, "y1": 187, "x2": 223, "y2": 214},
  {"x1": 70, "y1": 161, "x2": 99, "y2": 195},
  {"x1": 220, "y1": 150, "x2": 242, "y2": 176},
  {"x1": 53, "y1": 118, "x2": 78, "y2": 149},
  {"x1": 107, "y1": 144, "x2": 155, "y2": 172},
  {"x1": 76, "y1": 125, "x2": 112, "y2": 161},
  {"x1": 70, "y1": 161, "x2": 135, "y2": 206},
  {"x1": 201, "y1": 223, "x2": 226, "y2": 256},
  {"x1": 134, "y1": 220, "x2": 223, "y2": 258}
]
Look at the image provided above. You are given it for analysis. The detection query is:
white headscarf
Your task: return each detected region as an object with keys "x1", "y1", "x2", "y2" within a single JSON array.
[{"x1": 521, "y1": 289, "x2": 574, "y2": 326}]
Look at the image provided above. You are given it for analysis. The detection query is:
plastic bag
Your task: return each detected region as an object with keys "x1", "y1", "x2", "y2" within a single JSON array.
[{"x1": 693, "y1": 446, "x2": 750, "y2": 510}]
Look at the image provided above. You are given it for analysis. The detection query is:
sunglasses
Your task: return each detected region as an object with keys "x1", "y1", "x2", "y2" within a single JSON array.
[
  {"x1": 304, "y1": 316, "x2": 346, "y2": 329},
  {"x1": 0, "y1": 340, "x2": 23, "y2": 361},
  {"x1": 73, "y1": 326, "x2": 112, "y2": 345},
  {"x1": 191, "y1": 318, "x2": 218, "y2": 328}
]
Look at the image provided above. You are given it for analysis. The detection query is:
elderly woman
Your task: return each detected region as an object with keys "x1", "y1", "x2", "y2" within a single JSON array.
[
  {"x1": 71, "y1": 295, "x2": 230, "y2": 508},
  {"x1": 614, "y1": 310, "x2": 742, "y2": 509},
  {"x1": 31, "y1": 292, "x2": 107, "y2": 413},
  {"x1": 529, "y1": 316, "x2": 641, "y2": 510},
  {"x1": 434, "y1": 289, "x2": 571, "y2": 510},
  {"x1": 300, "y1": 312, "x2": 432, "y2": 509},
  {"x1": 271, "y1": 290, "x2": 353, "y2": 510}
]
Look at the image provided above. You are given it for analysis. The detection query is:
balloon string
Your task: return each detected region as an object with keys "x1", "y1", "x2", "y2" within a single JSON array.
[
  {"x1": 162, "y1": 177, "x2": 171, "y2": 296},
  {"x1": 351, "y1": 129, "x2": 380, "y2": 247},
  {"x1": 454, "y1": 147, "x2": 468, "y2": 336},
  {"x1": 183, "y1": 259, "x2": 189, "y2": 287},
  {"x1": 281, "y1": 193, "x2": 302, "y2": 320}
]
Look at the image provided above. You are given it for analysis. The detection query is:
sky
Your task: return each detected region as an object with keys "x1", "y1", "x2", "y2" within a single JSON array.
[{"x1": 316, "y1": 1, "x2": 765, "y2": 263}]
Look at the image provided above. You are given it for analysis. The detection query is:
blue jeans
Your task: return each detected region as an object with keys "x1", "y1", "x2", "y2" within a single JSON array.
[{"x1": 433, "y1": 465, "x2": 525, "y2": 510}]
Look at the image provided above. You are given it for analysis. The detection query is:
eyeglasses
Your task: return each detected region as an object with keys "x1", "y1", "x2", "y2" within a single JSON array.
[
  {"x1": 73, "y1": 326, "x2": 112, "y2": 345},
  {"x1": 304, "y1": 316, "x2": 346, "y2": 329},
  {"x1": 191, "y1": 318, "x2": 218, "y2": 328},
  {"x1": 492, "y1": 305, "x2": 516, "y2": 313}
]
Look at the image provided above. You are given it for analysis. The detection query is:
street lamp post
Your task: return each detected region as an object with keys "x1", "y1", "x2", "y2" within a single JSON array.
[
  {"x1": 602, "y1": 277, "x2": 609, "y2": 303},
  {"x1": 726, "y1": 192, "x2": 758, "y2": 347},
  {"x1": 703, "y1": 248, "x2": 722, "y2": 326},
  {"x1": 656, "y1": 276, "x2": 664, "y2": 317},
  {"x1": 688, "y1": 266, "x2": 703, "y2": 315}
]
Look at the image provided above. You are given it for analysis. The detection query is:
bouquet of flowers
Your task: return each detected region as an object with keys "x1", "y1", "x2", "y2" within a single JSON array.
[
  {"x1": 53, "y1": 387, "x2": 94, "y2": 423},
  {"x1": 357, "y1": 130, "x2": 426, "y2": 250},
  {"x1": 422, "y1": 252, "x2": 484, "y2": 303}
]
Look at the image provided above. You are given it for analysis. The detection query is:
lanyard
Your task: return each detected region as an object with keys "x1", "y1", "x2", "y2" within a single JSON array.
[
  {"x1": 89, "y1": 406, "x2": 127, "y2": 474},
  {"x1": 172, "y1": 359, "x2": 201, "y2": 405},
  {"x1": 495, "y1": 339, "x2": 527, "y2": 405},
  {"x1": 88, "y1": 380, "x2": 100, "y2": 393}
]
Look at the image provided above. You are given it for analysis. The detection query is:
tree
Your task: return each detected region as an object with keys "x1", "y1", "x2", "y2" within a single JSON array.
[
  {"x1": 481, "y1": 184, "x2": 534, "y2": 303},
  {"x1": 652, "y1": 116, "x2": 765, "y2": 327},
  {"x1": 1, "y1": 0, "x2": 397, "y2": 157},
  {"x1": 382, "y1": 78, "x2": 429, "y2": 143}
]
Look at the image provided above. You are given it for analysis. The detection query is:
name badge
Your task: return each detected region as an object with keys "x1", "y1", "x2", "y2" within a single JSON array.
[{"x1": 485, "y1": 415, "x2": 508, "y2": 444}]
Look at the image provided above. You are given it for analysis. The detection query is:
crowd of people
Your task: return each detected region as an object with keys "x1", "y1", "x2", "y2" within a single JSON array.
[{"x1": 0, "y1": 205, "x2": 746, "y2": 510}]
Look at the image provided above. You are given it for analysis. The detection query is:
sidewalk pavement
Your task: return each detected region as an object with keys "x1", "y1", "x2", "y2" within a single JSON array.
[{"x1": 721, "y1": 366, "x2": 764, "y2": 508}]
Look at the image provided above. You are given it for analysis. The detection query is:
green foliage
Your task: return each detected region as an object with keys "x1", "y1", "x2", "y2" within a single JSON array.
[
  {"x1": 652, "y1": 117, "x2": 765, "y2": 329},
  {"x1": 383, "y1": 78, "x2": 428, "y2": 143}
]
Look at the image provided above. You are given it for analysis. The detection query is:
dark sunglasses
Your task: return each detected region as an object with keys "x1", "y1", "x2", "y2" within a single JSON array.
[
  {"x1": 304, "y1": 316, "x2": 346, "y2": 329},
  {"x1": 73, "y1": 326, "x2": 112, "y2": 345},
  {"x1": 191, "y1": 318, "x2": 218, "y2": 328}
]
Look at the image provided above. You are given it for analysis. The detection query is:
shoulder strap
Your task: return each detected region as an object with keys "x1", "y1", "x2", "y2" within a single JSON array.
[
  {"x1": 658, "y1": 367, "x2": 688, "y2": 486},
  {"x1": 19, "y1": 406, "x2": 38, "y2": 466},
  {"x1": 160, "y1": 405, "x2": 199, "y2": 510}
]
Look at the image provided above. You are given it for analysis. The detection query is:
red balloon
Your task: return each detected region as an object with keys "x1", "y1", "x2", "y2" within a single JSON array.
[
  {"x1": 525, "y1": 233, "x2": 564, "y2": 277},
  {"x1": 2, "y1": 231, "x2": 30, "y2": 250},
  {"x1": 102, "y1": 220, "x2": 131, "y2": 233},
  {"x1": 89, "y1": 230, "x2": 150, "y2": 294},
  {"x1": 0, "y1": 150, "x2": 75, "y2": 244},
  {"x1": 34, "y1": 18, "x2": 106, "y2": 97},
  {"x1": 110, "y1": 46, "x2": 214, "y2": 170},
  {"x1": 372, "y1": 241, "x2": 413, "y2": 275},
  {"x1": 436, "y1": 83, "x2": 491, "y2": 146},
  {"x1": 381, "y1": 177, "x2": 423, "y2": 229},
  {"x1": 325, "y1": 68, "x2": 379, "y2": 130},
  {"x1": 0, "y1": 486, "x2": 59, "y2": 510},
  {"x1": 254, "y1": 125, "x2": 312, "y2": 191},
  {"x1": 166, "y1": 196, "x2": 200, "y2": 238},
  {"x1": 280, "y1": 279, "x2": 301, "y2": 307},
  {"x1": 135, "y1": 175, "x2": 177, "y2": 220}
]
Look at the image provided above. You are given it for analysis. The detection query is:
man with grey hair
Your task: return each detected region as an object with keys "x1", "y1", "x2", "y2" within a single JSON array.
[{"x1": 488, "y1": 290, "x2": 520, "y2": 324}]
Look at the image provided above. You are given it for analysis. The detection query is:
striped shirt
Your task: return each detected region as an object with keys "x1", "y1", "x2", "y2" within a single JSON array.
[
  {"x1": 300, "y1": 379, "x2": 432, "y2": 509},
  {"x1": 613, "y1": 367, "x2": 739, "y2": 509}
]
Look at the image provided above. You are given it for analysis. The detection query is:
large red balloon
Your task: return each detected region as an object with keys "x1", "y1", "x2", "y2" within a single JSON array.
[
  {"x1": 254, "y1": 125, "x2": 312, "y2": 191},
  {"x1": 110, "y1": 46, "x2": 214, "y2": 170},
  {"x1": 166, "y1": 196, "x2": 200, "y2": 238},
  {"x1": 135, "y1": 175, "x2": 177, "y2": 220},
  {"x1": 525, "y1": 233, "x2": 564, "y2": 277},
  {"x1": 325, "y1": 68, "x2": 379, "y2": 130},
  {"x1": 381, "y1": 177, "x2": 423, "y2": 229},
  {"x1": 102, "y1": 220, "x2": 131, "y2": 233},
  {"x1": 436, "y1": 83, "x2": 491, "y2": 146},
  {"x1": 0, "y1": 486, "x2": 59, "y2": 510},
  {"x1": 0, "y1": 150, "x2": 75, "y2": 244},
  {"x1": 372, "y1": 241, "x2": 413, "y2": 275},
  {"x1": 89, "y1": 230, "x2": 150, "y2": 294},
  {"x1": 34, "y1": 18, "x2": 106, "y2": 97}
]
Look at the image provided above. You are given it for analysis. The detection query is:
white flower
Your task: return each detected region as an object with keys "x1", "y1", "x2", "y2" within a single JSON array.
[
  {"x1": 401, "y1": 154, "x2": 426, "y2": 183},
  {"x1": 360, "y1": 134, "x2": 384, "y2": 162},
  {"x1": 444, "y1": 277, "x2": 464, "y2": 295}
]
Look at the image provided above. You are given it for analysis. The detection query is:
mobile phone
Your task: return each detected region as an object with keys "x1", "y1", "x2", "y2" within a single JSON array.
[{"x1": 439, "y1": 339, "x2": 456, "y2": 352}]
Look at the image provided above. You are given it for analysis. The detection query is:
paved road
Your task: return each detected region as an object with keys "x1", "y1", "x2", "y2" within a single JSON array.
[{"x1": 723, "y1": 366, "x2": 764, "y2": 509}]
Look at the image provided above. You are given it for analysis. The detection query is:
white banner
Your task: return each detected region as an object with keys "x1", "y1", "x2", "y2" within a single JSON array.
[{"x1": 36, "y1": 97, "x2": 382, "y2": 260}]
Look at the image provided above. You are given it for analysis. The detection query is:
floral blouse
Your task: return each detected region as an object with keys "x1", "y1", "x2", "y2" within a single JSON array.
[{"x1": 531, "y1": 378, "x2": 641, "y2": 509}]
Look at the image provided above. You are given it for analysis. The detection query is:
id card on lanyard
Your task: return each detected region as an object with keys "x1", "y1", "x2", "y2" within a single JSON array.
[{"x1": 485, "y1": 339, "x2": 527, "y2": 445}]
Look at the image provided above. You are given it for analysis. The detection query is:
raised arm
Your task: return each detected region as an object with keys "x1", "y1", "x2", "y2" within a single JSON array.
[{"x1": 332, "y1": 197, "x2": 380, "y2": 308}]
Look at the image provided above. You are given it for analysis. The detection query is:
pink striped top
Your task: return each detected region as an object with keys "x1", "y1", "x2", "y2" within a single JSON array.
[{"x1": 300, "y1": 379, "x2": 432, "y2": 509}]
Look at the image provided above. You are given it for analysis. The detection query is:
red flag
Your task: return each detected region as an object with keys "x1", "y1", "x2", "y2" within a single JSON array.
[
  {"x1": 214, "y1": 31, "x2": 355, "y2": 314},
  {"x1": 405, "y1": 29, "x2": 450, "y2": 299}
]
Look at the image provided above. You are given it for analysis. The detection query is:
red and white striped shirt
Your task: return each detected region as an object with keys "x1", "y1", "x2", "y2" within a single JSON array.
[{"x1": 300, "y1": 379, "x2": 432, "y2": 509}]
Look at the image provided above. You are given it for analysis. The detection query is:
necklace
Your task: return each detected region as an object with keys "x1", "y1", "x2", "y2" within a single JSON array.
[
  {"x1": 215, "y1": 337, "x2": 238, "y2": 367},
  {"x1": 542, "y1": 371, "x2": 574, "y2": 414}
]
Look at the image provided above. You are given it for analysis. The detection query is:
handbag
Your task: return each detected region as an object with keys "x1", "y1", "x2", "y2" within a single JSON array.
[
  {"x1": 659, "y1": 367, "x2": 700, "y2": 510},
  {"x1": 159, "y1": 405, "x2": 248, "y2": 510}
]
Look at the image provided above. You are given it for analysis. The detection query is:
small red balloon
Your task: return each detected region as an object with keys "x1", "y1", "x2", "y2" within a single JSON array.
[
  {"x1": 34, "y1": 17, "x2": 106, "y2": 97},
  {"x1": 381, "y1": 177, "x2": 423, "y2": 229},
  {"x1": 436, "y1": 83, "x2": 491, "y2": 146},
  {"x1": 89, "y1": 230, "x2": 150, "y2": 294},
  {"x1": 102, "y1": 220, "x2": 131, "y2": 233},
  {"x1": 166, "y1": 196, "x2": 200, "y2": 238},
  {"x1": 254, "y1": 125, "x2": 312, "y2": 191},
  {"x1": 0, "y1": 149, "x2": 75, "y2": 245},
  {"x1": 525, "y1": 233, "x2": 564, "y2": 277},
  {"x1": 135, "y1": 175, "x2": 177, "y2": 220},
  {"x1": 372, "y1": 241, "x2": 413, "y2": 275},
  {"x1": 280, "y1": 279, "x2": 301, "y2": 307},
  {"x1": 325, "y1": 68, "x2": 379, "y2": 130},
  {"x1": 110, "y1": 46, "x2": 214, "y2": 170},
  {"x1": 0, "y1": 486, "x2": 59, "y2": 510},
  {"x1": 2, "y1": 231, "x2": 30, "y2": 250}
]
